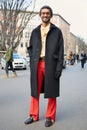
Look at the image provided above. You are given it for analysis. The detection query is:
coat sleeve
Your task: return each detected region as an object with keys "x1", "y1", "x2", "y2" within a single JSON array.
[
  {"x1": 55, "y1": 30, "x2": 64, "y2": 78},
  {"x1": 27, "y1": 31, "x2": 34, "y2": 58}
]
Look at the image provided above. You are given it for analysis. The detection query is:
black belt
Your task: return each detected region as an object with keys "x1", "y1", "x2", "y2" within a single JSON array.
[{"x1": 39, "y1": 56, "x2": 45, "y2": 61}]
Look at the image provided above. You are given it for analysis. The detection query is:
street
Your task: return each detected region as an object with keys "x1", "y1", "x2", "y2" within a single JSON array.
[{"x1": 0, "y1": 63, "x2": 87, "y2": 130}]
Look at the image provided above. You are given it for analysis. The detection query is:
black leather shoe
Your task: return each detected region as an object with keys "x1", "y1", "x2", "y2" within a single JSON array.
[
  {"x1": 24, "y1": 117, "x2": 35, "y2": 124},
  {"x1": 45, "y1": 118, "x2": 54, "y2": 127}
]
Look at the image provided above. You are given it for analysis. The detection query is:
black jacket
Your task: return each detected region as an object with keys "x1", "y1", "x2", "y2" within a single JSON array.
[{"x1": 28, "y1": 23, "x2": 64, "y2": 98}]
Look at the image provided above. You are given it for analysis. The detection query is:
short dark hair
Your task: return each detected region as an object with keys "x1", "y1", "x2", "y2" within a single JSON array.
[{"x1": 39, "y1": 5, "x2": 53, "y2": 17}]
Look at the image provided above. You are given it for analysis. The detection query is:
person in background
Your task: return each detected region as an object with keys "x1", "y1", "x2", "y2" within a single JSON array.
[
  {"x1": 66, "y1": 51, "x2": 73, "y2": 65},
  {"x1": 76, "y1": 53, "x2": 79, "y2": 63},
  {"x1": 24, "y1": 5, "x2": 64, "y2": 127},
  {"x1": 4, "y1": 43, "x2": 17, "y2": 78},
  {"x1": 80, "y1": 49, "x2": 86, "y2": 68}
]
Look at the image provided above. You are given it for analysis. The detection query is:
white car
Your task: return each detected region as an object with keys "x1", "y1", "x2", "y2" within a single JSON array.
[
  {"x1": 23, "y1": 56, "x2": 30, "y2": 66},
  {"x1": 1, "y1": 53, "x2": 27, "y2": 70}
]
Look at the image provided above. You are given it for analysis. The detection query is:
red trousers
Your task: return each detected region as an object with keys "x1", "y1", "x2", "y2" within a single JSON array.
[{"x1": 29, "y1": 61, "x2": 57, "y2": 121}]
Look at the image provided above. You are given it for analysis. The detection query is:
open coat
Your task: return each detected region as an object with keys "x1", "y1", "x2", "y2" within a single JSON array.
[{"x1": 28, "y1": 23, "x2": 64, "y2": 98}]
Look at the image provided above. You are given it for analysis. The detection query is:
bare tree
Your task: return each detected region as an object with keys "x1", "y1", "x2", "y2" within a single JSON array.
[{"x1": 0, "y1": 0, "x2": 36, "y2": 50}]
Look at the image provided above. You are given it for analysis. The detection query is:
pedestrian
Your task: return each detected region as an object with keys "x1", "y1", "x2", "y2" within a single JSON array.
[
  {"x1": 4, "y1": 43, "x2": 17, "y2": 78},
  {"x1": 24, "y1": 5, "x2": 64, "y2": 127},
  {"x1": 66, "y1": 51, "x2": 73, "y2": 65},
  {"x1": 76, "y1": 53, "x2": 79, "y2": 63},
  {"x1": 80, "y1": 50, "x2": 86, "y2": 68}
]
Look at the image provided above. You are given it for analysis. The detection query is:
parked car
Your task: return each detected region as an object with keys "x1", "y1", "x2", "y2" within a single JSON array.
[
  {"x1": 23, "y1": 56, "x2": 30, "y2": 66},
  {"x1": 1, "y1": 53, "x2": 27, "y2": 70}
]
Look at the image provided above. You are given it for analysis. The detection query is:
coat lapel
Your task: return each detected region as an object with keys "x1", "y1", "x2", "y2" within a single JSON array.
[{"x1": 35, "y1": 25, "x2": 42, "y2": 49}]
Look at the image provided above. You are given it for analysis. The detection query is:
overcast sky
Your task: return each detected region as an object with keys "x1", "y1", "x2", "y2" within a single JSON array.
[{"x1": 33, "y1": 0, "x2": 87, "y2": 41}]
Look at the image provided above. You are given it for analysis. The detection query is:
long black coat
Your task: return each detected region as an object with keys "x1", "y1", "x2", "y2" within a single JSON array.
[{"x1": 28, "y1": 23, "x2": 64, "y2": 98}]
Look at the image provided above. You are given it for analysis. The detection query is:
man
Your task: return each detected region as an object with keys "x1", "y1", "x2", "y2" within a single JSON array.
[
  {"x1": 80, "y1": 49, "x2": 86, "y2": 68},
  {"x1": 25, "y1": 5, "x2": 64, "y2": 127},
  {"x1": 4, "y1": 43, "x2": 17, "y2": 78}
]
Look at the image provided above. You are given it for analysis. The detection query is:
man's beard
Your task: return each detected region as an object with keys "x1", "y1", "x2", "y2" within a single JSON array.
[{"x1": 42, "y1": 18, "x2": 50, "y2": 23}]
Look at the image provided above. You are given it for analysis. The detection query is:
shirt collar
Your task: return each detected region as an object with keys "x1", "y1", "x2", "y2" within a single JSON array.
[{"x1": 41, "y1": 23, "x2": 50, "y2": 30}]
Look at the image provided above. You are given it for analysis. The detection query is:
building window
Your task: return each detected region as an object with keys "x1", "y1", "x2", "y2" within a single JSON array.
[
  {"x1": 25, "y1": 32, "x2": 29, "y2": 38},
  {"x1": 25, "y1": 42, "x2": 28, "y2": 47},
  {"x1": 21, "y1": 42, "x2": 23, "y2": 47}
]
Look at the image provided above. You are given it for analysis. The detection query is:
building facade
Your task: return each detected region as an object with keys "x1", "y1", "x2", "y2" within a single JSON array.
[{"x1": 0, "y1": 10, "x2": 87, "y2": 57}]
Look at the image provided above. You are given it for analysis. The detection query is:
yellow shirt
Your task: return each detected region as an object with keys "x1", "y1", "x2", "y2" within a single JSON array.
[{"x1": 40, "y1": 24, "x2": 50, "y2": 57}]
